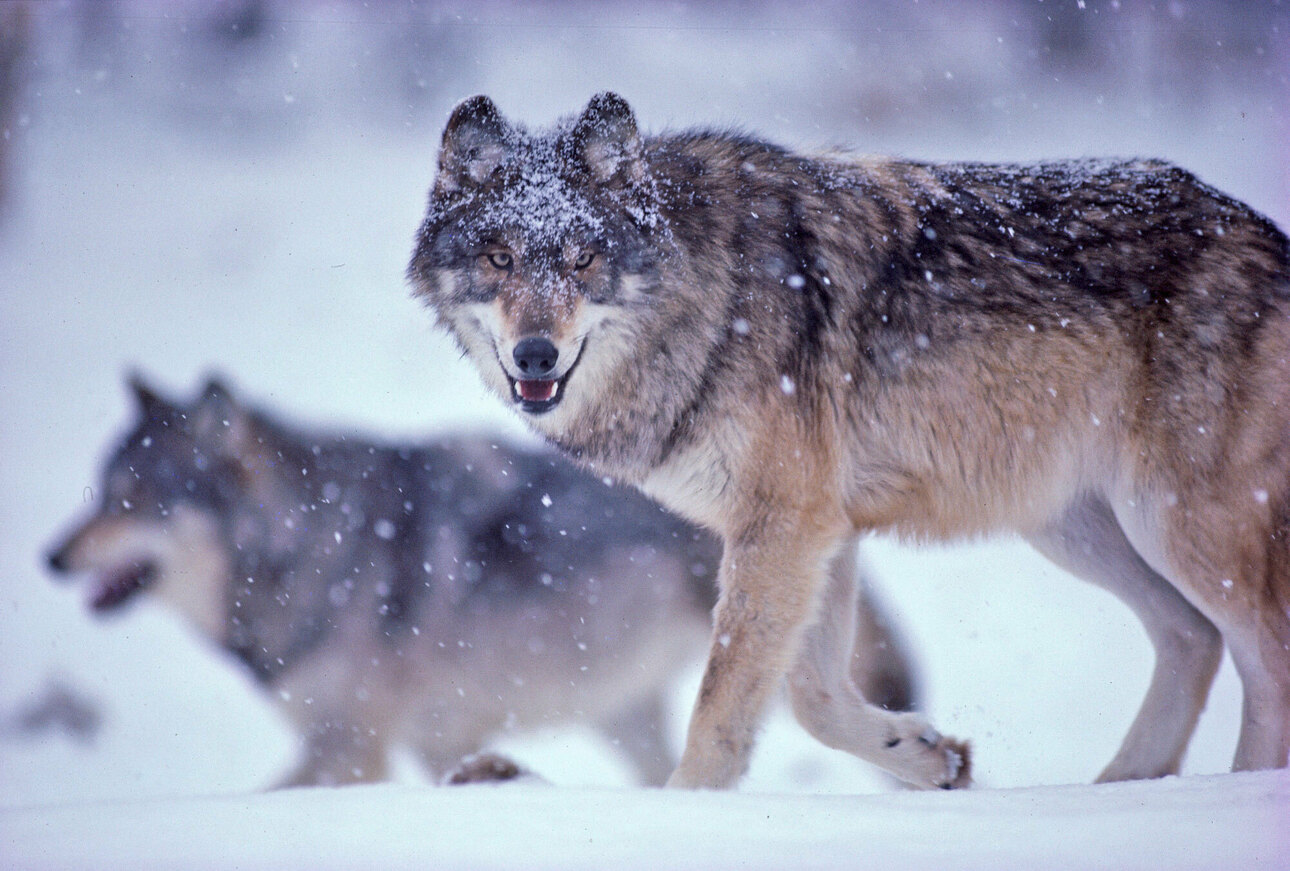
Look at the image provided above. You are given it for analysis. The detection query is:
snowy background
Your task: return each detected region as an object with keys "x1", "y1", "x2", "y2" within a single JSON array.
[{"x1": 1, "y1": 1, "x2": 1287, "y2": 867}]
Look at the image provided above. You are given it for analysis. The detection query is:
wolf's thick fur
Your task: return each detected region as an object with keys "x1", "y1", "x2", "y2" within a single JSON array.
[
  {"x1": 47, "y1": 376, "x2": 917, "y2": 787},
  {"x1": 46, "y1": 376, "x2": 719, "y2": 787},
  {"x1": 409, "y1": 93, "x2": 1290, "y2": 789}
]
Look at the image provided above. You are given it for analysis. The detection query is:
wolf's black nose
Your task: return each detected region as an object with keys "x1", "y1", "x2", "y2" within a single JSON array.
[
  {"x1": 513, "y1": 337, "x2": 559, "y2": 377},
  {"x1": 47, "y1": 548, "x2": 68, "y2": 573}
]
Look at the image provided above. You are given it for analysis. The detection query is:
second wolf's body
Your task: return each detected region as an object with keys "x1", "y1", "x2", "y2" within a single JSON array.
[
  {"x1": 410, "y1": 94, "x2": 1290, "y2": 789},
  {"x1": 47, "y1": 377, "x2": 916, "y2": 787},
  {"x1": 46, "y1": 378, "x2": 717, "y2": 785}
]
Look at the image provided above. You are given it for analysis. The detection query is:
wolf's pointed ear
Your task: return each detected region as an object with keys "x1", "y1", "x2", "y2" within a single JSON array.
[
  {"x1": 200, "y1": 376, "x2": 235, "y2": 407},
  {"x1": 572, "y1": 92, "x2": 644, "y2": 186},
  {"x1": 128, "y1": 371, "x2": 172, "y2": 418},
  {"x1": 436, "y1": 95, "x2": 510, "y2": 194},
  {"x1": 194, "y1": 375, "x2": 252, "y2": 453}
]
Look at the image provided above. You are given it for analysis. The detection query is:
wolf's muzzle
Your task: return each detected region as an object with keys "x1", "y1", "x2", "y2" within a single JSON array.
[
  {"x1": 511, "y1": 336, "x2": 564, "y2": 413},
  {"x1": 47, "y1": 547, "x2": 70, "y2": 574}
]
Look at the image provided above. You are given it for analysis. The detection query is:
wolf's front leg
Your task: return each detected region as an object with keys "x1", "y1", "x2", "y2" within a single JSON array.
[{"x1": 666, "y1": 521, "x2": 842, "y2": 790}]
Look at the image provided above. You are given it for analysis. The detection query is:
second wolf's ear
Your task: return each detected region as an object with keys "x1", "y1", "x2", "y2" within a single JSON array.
[
  {"x1": 128, "y1": 371, "x2": 173, "y2": 419},
  {"x1": 572, "y1": 92, "x2": 644, "y2": 186},
  {"x1": 193, "y1": 376, "x2": 252, "y2": 454},
  {"x1": 436, "y1": 95, "x2": 511, "y2": 194},
  {"x1": 199, "y1": 377, "x2": 235, "y2": 410}
]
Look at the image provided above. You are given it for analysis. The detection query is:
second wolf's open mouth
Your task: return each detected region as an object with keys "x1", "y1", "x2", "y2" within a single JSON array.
[{"x1": 91, "y1": 561, "x2": 156, "y2": 612}]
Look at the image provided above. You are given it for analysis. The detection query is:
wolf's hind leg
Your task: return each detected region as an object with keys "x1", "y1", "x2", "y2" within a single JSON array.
[
  {"x1": 1026, "y1": 496, "x2": 1222, "y2": 782},
  {"x1": 786, "y1": 538, "x2": 970, "y2": 790},
  {"x1": 595, "y1": 691, "x2": 676, "y2": 787},
  {"x1": 1177, "y1": 491, "x2": 1290, "y2": 772},
  {"x1": 274, "y1": 717, "x2": 391, "y2": 788},
  {"x1": 1229, "y1": 637, "x2": 1290, "y2": 771}
]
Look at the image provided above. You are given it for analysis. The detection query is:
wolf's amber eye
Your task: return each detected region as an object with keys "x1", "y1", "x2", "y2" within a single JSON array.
[
  {"x1": 574, "y1": 251, "x2": 595, "y2": 270},
  {"x1": 486, "y1": 252, "x2": 513, "y2": 270}
]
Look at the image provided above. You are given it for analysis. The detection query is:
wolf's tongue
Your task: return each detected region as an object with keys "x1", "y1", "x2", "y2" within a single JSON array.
[{"x1": 518, "y1": 379, "x2": 557, "y2": 402}]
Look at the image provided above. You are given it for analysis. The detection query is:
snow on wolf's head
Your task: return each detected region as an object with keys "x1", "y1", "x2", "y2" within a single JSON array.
[{"x1": 408, "y1": 93, "x2": 672, "y2": 438}]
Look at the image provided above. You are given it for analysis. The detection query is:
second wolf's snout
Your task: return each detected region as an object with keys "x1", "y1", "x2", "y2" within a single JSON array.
[{"x1": 46, "y1": 546, "x2": 70, "y2": 574}]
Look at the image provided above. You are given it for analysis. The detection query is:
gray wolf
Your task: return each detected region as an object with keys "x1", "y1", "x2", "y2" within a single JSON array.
[
  {"x1": 408, "y1": 92, "x2": 1290, "y2": 789},
  {"x1": 46, "y1": 375, "x2": 915, "y2": 787}
]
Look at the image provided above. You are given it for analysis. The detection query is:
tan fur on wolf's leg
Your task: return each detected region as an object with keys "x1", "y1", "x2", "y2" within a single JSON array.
[
  {"x1": 666, "y1": 522, "x2": 842, "y2": 789},
  {"x1": 1146, "y1": 491, "x2": 1290, "y2": 772},
  {"x1": 1025, "y1": 496, "x2": 1223, "y2": 781},
  {"x1": 1206, "y1": 536, "x2": 1290, "y2": 771},
  {"x1": 1229, "y1": 513, "x2": 1290, "y2": 770},
  {"x1": 1230, "y1": 648, "x2": 1290, "y2": 771},
  {"x1": 786, "y1": 538, "x2": 970, "y2": 789}
]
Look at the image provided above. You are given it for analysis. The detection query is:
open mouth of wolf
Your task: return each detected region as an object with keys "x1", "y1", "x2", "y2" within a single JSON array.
[
  {"x1": 91, "y1": 561, "x2": 157, "y2": 612},
  {"x1": 504, "y1": 344, "x2": 584, "y2": 416}
]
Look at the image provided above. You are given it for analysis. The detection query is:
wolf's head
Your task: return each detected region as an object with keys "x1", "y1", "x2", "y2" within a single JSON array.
[
  {"x1": 408, "y1": 93, "x2": 678, "y2": 436},
  {"x1": 44, "y1": 375, "x2": 250, "y2": 638}
]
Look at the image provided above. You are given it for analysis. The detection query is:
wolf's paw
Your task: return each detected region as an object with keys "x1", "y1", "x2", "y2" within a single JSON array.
[
  {"x1": 442, "y1": 752, "x2": 547, "y2": 786},
  {"x1": 881, "y1": 714, "x2": 972, "y2": 790}
]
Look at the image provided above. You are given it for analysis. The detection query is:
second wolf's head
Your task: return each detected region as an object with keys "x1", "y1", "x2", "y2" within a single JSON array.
[
  {"x1": 408, "y1": 94, "x2": 730, "y2": 475},
  {"x1": 45, "y1": 376, "x2": 247, "y2": 638}
]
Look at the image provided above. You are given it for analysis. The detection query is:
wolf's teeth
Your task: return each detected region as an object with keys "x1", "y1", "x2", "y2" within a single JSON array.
[{"x1": 514, "y1": 378, "x2": 561, "y2": 403}]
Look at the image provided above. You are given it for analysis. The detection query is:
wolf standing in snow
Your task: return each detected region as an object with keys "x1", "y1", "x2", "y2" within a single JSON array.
[
  {"x1": 46, "y1": 375, "x2": 921, "y2": 786},
  {"x1": 42, "y1": 376, "x2": 709, "y2": 787},
  {"x1": 409, "y1": 93, "x2": 1290, "y2": 789}
]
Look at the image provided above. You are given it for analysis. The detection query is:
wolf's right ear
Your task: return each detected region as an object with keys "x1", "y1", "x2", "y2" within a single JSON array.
[
  {"x1": 193, "y1": 376, "x2": 254, "y2": 457},
  {"x1": 572, "y1": 92, "x2": 644, "y2": 186},
  {"x1": 435, "y1": 95, "x2": 510, "y2": 194}
]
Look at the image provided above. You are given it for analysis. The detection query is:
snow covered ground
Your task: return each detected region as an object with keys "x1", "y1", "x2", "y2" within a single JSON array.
[
  {"x1": 4, "y1": 772, "x2": 1287, "y2": 870},
  {"x1": 1, "y1": 2, "x2": 1287, "y2": 867}
]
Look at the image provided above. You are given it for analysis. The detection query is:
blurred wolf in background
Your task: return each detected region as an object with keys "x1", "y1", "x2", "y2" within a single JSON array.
[
  {"x1": 409, "y1": 93, "x2": 1290, "y2": 790},
  {"x1": 45, "y1": 375, "x2": 916, "y2": 787}
]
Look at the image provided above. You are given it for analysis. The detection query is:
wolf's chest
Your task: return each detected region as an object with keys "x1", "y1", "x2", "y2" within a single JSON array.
[{"x1": 639, "y1": 441, "x2": 735, "y2": 533}]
